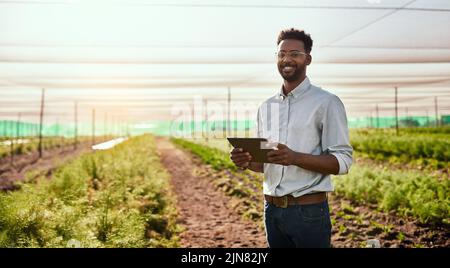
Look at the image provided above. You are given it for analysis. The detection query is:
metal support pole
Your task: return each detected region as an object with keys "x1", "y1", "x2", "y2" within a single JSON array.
[{"x1": 38, "y1": 88, "x2": 45, "y2": 158}]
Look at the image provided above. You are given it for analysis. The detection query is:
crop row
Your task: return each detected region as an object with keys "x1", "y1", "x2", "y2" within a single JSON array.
[
  {"x1": 171, "y1": 138, "x2": 264, "y2": 223},
  {"x1": 0, "y1": 135, "x2": 180, "y2": 247},
  {"x1": 333, "y1": 164, "x2": 449, "y2": 225},
  {"x1": 350, "y1": 131, "x2": 449, "y2": 167}
]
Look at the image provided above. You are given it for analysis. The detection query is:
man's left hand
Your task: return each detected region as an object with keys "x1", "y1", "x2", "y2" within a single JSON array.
[{"x1": 267, "y1": 143, "x2": 298, "y2": 166}]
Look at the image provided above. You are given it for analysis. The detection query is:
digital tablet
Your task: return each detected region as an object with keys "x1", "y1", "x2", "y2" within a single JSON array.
[{"x1": 227, "y1": 137, "x2": 278, "y2": 163}]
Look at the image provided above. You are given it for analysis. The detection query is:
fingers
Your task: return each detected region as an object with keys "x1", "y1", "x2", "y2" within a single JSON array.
[
  {"x1": 230, "y1": 147, "x2": 243, "y2": 154},
  {"x1": 230, "y1": 148, "x2": 249, "y2": 156},
  {"x1": 267, "y1": 144, "x2": 292, "y2": 165},
  {"x1": 231, "y1": 150, "x2": 250, "y2": 159},
  {"x1": 267, "y1": 149, "x2": 288, "y2": 164},
  {"x1": 267, "y1": 149, "x2": 286, "y2": 157},
  {"x1": 235, "y1": 160, "x2": 251, "y2": 168},
  {"x1": 230, "y1": 148, "x2": 250, "y2": 159},
  {"x1": 240, "y1": 162, "x2": 250, "y2": 169},
  {"x1": 237, "y1": 162, "x2": 250, "y2": 170},
  {"x1": 234, "y1": 160, "x2": 251, "y2": 168},
  {"x1": 267, "y1": 155, "x2": 287, "y2": 163},
  {"x1": 231, "y1": 153, "x2": 252, "y2": 162},
  {"x1": 230, "y1": 148, "x2": 252, "y2": 167},
  {"x1": 277, "y1": 143, "x2": 288, "y2": 149},
  {"x1": 232, "y1": 155, "x2": 251, "y2": 162},
  {"x1": 232, "y1": 158, "x2": 251, "y2": 165}
]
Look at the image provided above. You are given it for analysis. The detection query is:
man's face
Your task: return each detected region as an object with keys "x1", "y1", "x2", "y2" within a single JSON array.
[{"x1": 277, "y1": 39, "x2": 311, "y2": 82}]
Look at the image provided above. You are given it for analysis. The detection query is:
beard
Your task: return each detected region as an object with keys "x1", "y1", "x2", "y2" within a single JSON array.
[{"x1": 278, "y1": 63, "x2": 306, "y2": 82}]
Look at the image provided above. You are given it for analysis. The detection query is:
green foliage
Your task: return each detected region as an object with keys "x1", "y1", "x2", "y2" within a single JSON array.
[
  {"x1": 171, "y1": 138, "x2": 237, "y2": 171},
  {"x1": 398, "y1": 126, "x2": 450, "y2": 134},
  {"x1": 396, "y1": 232, "x2": 405, "y2": 242},
  {"x1": 333, "y1": 164, "x2": 450, "y2": 225},
  {"x1": 350, "y1": 129, "x2": 450, "y2": 164},
  {"x1": 186, "y1": 134, "x2": 449, "y2": 226},
  {"x1": 0, "y1": 135, "x2": 180, "y2": 248}
]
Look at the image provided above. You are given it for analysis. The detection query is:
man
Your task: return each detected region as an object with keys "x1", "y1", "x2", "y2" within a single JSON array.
[{"x1": 230, "y1": 28, "x2": 353, "y2": 248}]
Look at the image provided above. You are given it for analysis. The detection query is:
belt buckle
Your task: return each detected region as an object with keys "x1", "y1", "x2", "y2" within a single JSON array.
[{"x1": 277, "y1": 196, "x2": 288, "y2": 208}]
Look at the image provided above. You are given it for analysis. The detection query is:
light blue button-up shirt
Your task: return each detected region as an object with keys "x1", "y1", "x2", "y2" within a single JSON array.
[{"x1": 256, "y1": 77, "x2": 353, "y2": 197}]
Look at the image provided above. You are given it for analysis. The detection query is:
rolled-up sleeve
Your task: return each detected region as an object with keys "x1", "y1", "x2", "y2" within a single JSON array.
[{"x1": 321, "y1": 95, "x2": 353, "y2": 175}]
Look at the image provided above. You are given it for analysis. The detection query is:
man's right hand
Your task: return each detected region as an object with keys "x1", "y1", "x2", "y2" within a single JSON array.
[{"x1": 230, "y1": 148, "x2": 252, "y2": 169}]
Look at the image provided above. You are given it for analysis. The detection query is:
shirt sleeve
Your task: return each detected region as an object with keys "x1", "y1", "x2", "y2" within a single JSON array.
[{"x1": 321, "y1": 95, "x2": 353, "y2": 175}]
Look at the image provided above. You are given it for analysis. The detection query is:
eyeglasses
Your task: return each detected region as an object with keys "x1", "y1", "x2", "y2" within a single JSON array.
[{"x1": 276, "y1": 50, "x2": 308, "y2": 60}]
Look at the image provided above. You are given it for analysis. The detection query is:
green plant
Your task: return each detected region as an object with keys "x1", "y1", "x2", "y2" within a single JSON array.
[
  {"x1": 333, "y1": 164, "x2": 450, "y2": 225},
  {"x1": 0, "y1": 135, "x2": 180, "y2": 248},
  {"x1": 350, "y1": 129, "x2": 449, "y2": 166}
]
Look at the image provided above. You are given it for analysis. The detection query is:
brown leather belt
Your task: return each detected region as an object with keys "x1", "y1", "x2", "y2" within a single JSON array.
[{"x1": 264, "y1": 192, "x2": 327, "y2": 208}]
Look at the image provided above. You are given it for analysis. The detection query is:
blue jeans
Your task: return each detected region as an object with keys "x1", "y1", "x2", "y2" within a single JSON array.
[{"x1": 264, "y1": 200, "x2": 332, "y2": 248}]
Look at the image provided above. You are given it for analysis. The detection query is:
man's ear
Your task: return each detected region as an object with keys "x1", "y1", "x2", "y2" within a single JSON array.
[{"x1": 306, "y1": 54, "x2": 312, "y2": 66}]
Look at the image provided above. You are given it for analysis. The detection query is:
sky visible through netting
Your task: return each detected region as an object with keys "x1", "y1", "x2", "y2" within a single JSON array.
[{"x1": 0, "y1": 0, "x2": 449, "y2": 136}]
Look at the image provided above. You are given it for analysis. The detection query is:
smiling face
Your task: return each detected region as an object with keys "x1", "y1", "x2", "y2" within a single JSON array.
[{"x1": 277, "y1": 39, "x2": 311, "y2": 82}]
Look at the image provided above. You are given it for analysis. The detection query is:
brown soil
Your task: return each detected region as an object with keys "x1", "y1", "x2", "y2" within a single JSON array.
[
  {"x1": 156, "y1": 137, "x2": 267, "y2": 248},
  {"x1": 0, "y1": 142, "x2": 92, "y2": 191},
  {"x1": 329, "y1": 194, "x2": 450, "y2": 248}
]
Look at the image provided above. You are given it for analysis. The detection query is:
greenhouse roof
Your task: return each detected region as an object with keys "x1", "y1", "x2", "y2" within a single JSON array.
[{"x1": 0, "y1": 0, "x2": 449, "y2": 122}]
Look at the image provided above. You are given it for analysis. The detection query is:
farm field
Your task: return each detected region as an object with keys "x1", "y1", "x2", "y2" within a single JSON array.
[
  {"x1": 0, "y1": 136, "x2": 115, "y2": 191},
  {"x1": 0, "y1": 135, "x2": 179, "y2": 247},
  {"x1": 172, "y1": 127, "x2": 450, "y2": 248},
  {"x1": 1, "y1": 1, "x2": 449, "y2": 251},
  {"x1": 0, "y1": 128, "x2": 449, "y2": 248}
]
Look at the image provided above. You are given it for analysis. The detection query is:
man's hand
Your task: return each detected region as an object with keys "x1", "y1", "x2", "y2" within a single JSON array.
[
  {"x1": 267, "y1": 143, "x2": 297, "y2": 166},
  {"x1": 230, "y1": 148, "x2": 252, "y2": 169}
]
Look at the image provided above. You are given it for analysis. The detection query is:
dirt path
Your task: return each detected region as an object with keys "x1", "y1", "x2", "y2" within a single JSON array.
[
  {"x1": 156, "y1": 137, "x2": 267, "y2": 248},
  {"x1": 0, "y1": 142, "x2": 92, "y2": 191}
]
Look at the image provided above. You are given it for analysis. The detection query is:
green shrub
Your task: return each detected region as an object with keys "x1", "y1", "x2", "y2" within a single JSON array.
[
  {"x1": 0, "y1": 135, "x2": 180, "y2": 248},
  {"x1": 333, "y1": 164, "x2": 450, "y2": 224}
]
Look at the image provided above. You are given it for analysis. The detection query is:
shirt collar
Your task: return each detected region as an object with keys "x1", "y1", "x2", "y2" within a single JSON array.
[{"x1": 278, "y1": 76, "x2": 311, "y2": 100}]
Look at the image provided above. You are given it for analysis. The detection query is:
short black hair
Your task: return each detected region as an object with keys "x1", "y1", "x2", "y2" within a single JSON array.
[{"x1": 277, "y1": 28, "x2": 313, "y2": 54}]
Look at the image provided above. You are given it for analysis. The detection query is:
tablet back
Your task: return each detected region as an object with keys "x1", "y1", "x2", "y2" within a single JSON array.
[{"x1": 227, "y1": 137, "x2": 273, "y2": 163}]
